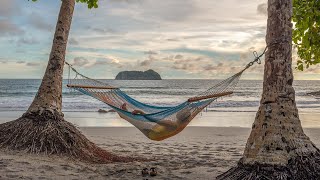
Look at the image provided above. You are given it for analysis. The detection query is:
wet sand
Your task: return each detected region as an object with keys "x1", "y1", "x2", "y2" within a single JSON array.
[{"x1": 0, "y1": 127, "x2": 319, "y2": 179}]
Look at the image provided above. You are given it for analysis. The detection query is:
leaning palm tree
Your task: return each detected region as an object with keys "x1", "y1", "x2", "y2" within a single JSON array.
[
  {"x1": 0, "y1": 0, "x2": 131, "y2": 163},
  {"x1": 217, "y1": 0, "x2": 320, "y2": 179}
]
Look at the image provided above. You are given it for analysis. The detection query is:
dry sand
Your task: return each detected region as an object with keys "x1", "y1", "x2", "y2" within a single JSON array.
[{"x1": 0, "y1": 127, "x2": 319, "y2": 180}]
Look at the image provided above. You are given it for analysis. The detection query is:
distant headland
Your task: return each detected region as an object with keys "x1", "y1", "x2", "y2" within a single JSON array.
[{"x1": 115, "y1": 69, "x2": 162, "y2": 80}]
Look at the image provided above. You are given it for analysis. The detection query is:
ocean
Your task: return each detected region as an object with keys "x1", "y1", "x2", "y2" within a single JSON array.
[{"x1": 0, "y1": 79, "x2": 319, "y2": 113}]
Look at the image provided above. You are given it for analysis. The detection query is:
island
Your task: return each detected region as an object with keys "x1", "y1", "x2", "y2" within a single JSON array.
[{"x1": 115, "y1": 69, "x2": 162, "y2": 80}]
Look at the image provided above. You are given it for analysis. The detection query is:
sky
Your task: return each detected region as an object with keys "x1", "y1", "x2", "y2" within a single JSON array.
[{"x1": 0, "y1": 0, "x2": 319, "y2": 80}]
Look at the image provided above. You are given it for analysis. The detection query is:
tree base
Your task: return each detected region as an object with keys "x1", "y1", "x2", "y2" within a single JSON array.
[
  {"x1": 217, "y1": 152, "x2": 320, "y2": 180},
  {"x1": 0, "y1": 110, "x2": 135, "y2": 163}
]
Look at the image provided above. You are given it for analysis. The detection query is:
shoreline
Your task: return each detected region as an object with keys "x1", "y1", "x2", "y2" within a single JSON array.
[{"x1": 1, "y1": 110, "x2": 320, "y2": 128}]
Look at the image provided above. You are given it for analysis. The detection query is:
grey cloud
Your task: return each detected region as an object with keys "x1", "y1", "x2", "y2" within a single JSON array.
[
  {"x1": 69, "y1": 38, "x2": 79, "y2": 45},
  {"x1": 0, "y1": 0, "x2": 20, "y2": 17},
  {"x1": 139, "y1": 55, "x2": 156, "y2": 67},
  {"x1": 26, "y1": 62, "x2": 41, "y2": 67},
  {"x1": 173, "y1": 57, "x2": 204, "y2": 65},
  {"x1": 175, "y1": 54, "x2": 183, "y2": 59},
  {"x1": 92, "y1": 27, "x2": 116, "y2": 34},
  {"x1": 171, "y1": 56, "x2": 208, "y2": 71},
  {"x1": 28, "y1": 12, "x2": 53, "y2": 31},
  {"x1": 17, "y1": 37, "x2": 38, "y2": 45},
  {"x1": 161, "y1": 55, "x2": 176, "y2": 62},
  {"x1": 169, "y1": 54, "x2": 243, "y2": 75},
  {"x1": 219, "y1": 40, "x2": 239, "y2": 48},
  {"x1": 0, "y1": 59, "x2": 8, "y2": 64},
  {"x1": 108, "y1": 0, "x2": 144, "y2": 4},
  {"x1": 172, "y1": 63, "x2": 196, "y2": 71},
  {"x1": 167, "y1": 38, "x2": 180, "y2": 42},
  {"x1": 16, "y1": 61, "x2": 25, "y2": 64},
  {"x1": 183, "y1": 34, "x2": 213, "y2": 40},
  {"x1": 257, "y1": 3, "x2": 267, "y2": 16},
  {"x1": 140, "y1": 60, "x2": 152, "y2": 66},
  {"x1": 144, "y1": 50, "x2": 158, "y2": 55},
  {"x1": 143, "y1": 0, "x2": 197, "y2": 22},
  {"x1": 0, "y1": 19, "x2": 24, "y2": 35},
  {"x1": 93, "y1": 58, "x2": 123, "y2": 68},
  {"x1": 73, "y1": 57, "x2": 90, "y2": 67},
  {"x1": 203, "y1": 62, "x2": 225, "y2": 71}
]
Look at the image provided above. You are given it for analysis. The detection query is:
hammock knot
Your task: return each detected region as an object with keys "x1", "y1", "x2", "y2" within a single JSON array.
[{"x1": 253, "y1": 51, "x2": 262, "y2": 64}]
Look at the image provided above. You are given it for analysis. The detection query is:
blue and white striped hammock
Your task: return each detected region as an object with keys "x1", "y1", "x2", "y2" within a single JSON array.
[{"x1": 65, "y1": 53, "x2": 261, "y2": 141}]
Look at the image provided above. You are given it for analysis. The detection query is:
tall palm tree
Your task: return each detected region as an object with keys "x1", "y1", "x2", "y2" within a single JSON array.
[
  {"x1": 0, "y1": 0, "x2": 131, "y2": 163},
  {"x1": 217, "y1": 0, "x2": 320, "y2": 179}
]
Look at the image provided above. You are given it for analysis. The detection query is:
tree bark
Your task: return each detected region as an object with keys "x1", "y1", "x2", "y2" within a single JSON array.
[
  {"x1": 242, "y1": 0, "x2": 318, "y2": 165},
  {"x1": 217, "y1": 0, "x2": 320, "y2": 179},
  {"x1": 0, "y1": 0, "x2": 133, "y2": 163},
  {"x1": 25, "y1": 0, "x2": 75, "y2": 118}
]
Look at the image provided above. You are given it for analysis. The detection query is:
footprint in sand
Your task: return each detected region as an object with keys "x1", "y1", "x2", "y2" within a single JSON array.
[
  {"x1": 6, "y1": 174, "x2": 20, "y2": 179},
  {"x1": 39, "y1": 165, "x2": 55, "y2": 171},
  {"x1": 60, "y1": 164, "x2": 73, "y2": 171},
  {"x1": 181, "y1": 170, "x2": 192, "y2": 174},
  {"x1": 0, "y1": 160, "x2": 8, "y2": 168},
  {"x1": 16, "y1": 161, "x2": 31, "y2": 165}
]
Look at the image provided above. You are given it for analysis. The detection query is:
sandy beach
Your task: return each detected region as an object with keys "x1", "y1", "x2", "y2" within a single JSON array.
[{"x1": 0, "y1": 126, "x2": 319, "y2": 179}]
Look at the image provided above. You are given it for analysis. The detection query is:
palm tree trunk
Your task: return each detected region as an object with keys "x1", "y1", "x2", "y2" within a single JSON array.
[
  {"x1": 25, "y1": 0, "x2": 75, "y2": 119},
  {"x1": 0, "y1": 0, "x2": 133, "y2": 163},
  {"x1": 217, "y1": 0, "x2": 320, "y2": 179}
]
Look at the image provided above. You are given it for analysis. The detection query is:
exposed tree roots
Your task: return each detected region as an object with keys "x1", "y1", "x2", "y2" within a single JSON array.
[
  {"x1": 0, "y1": 110, "x2": 136, "y2": 163},
  {"x1": 217, "y1": 152, "x2": 320, "y2": 180}
]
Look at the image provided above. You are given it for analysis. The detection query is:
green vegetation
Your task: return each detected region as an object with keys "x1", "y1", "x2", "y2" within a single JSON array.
[{"x1": 293, "y1": 0, "x2": 320, "y2": 70}]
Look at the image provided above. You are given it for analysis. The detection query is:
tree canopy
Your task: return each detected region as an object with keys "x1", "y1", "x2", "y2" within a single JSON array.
[
  {"x1": 293, "y1": 0, "x2": 320, "y2": 70},
  {"x1": 30, "y1": 0, "x2": 99, "y2": 9}
]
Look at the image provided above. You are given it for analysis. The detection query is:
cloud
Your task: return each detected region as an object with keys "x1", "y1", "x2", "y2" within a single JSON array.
[
  {"x1": 73, "y1": 57, "x2": 90, "y2": 67},
  {"x1": 144, "y1": 50, "x2": 158, "y2": 55},
  {"x1": 108, "y1": 0, "x2": 145, "y2": 4},
  {"x1": 203, "y1": 63, "x2": 224, "y2": 71},
  {"x1": 139, "y1": 55, "x2": 156, "y2": 67},
  {"x1": 91, "y1": 27, "x2": 116, "y2": 34},
  {"x1": 26, "y1": 62, "x2": 41, "y2": 67},
  {"x1": 28, "y1": 12, "x2": 53, "y2": 31},
  {"x1": 5, "y1": 0, "x2": 315, "y2": 79},
  {"x1": 139, "y1": 0, "x2": 197, "y2": 22},
  {"x1": 0, "y1": 0, "x2": 20, "y2": 17},
  {"x1": 69, "y1": 38, "x2": 79, "y2": 45},
  {"x1": 257, "y1": 3, "x2": 267, "y2": 16},
  {"x1": 171, "y1": 56, "x2": 209, "y2": 72},
  {"x1": 174, "y1": 54, "x2": 183, "y2": 59},
  {"x1": 93, "y1": 57, "x2": 123, "y2": 68},
  {"x1": 71, "y1": 56, "x2": 123, "y2": 69},
  {"x1": 0, "y1": 59, "x2": 8, "y2": 64},
  {"x1": 17, "y1": 37, "x2": 39, "y2": 45},
  {"x1": 0, "y1": 19, "x2": 24, "y2": 35}
]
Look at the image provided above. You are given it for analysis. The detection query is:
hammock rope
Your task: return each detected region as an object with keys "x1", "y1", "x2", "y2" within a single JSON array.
[{"x1": 65, "y1": 48, "x2": 266, "y2": 141}]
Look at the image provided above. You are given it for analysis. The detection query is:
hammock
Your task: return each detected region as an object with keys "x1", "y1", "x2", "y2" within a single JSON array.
[{"x1": 65, "y1": 50, "x2": 264, "y2": 141}]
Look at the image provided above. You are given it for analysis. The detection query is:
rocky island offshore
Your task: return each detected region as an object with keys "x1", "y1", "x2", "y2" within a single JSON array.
[{"x1": 115, "y1": 69, "x2": 162, "y2": 80}]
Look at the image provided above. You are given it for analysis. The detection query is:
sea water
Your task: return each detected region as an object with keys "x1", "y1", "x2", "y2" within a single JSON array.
[{"x1": 0, "y1": 79, "x2": 319, "y2": 112}]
